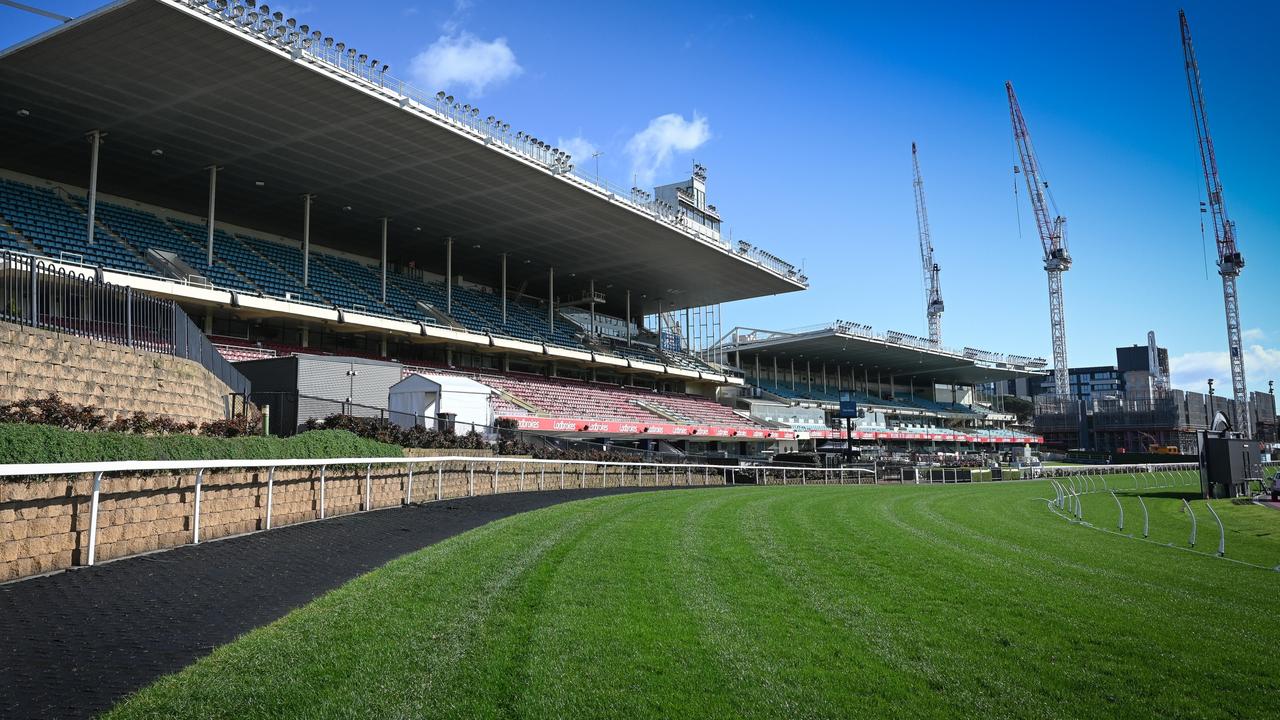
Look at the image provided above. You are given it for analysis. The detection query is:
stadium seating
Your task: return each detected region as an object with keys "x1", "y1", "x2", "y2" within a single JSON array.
[
  {"x1": 90, "y1": 202, "x2": 251, "y2": 291},
  {"x1": 406, "y1": 366, "x2": 769, "y2": 429},
  {"x1": 0, "y1": 180, "x2": 152, "y2": 274},
  {"x1": 0, "y1": 177, "x2": 711, "y2": 369}
]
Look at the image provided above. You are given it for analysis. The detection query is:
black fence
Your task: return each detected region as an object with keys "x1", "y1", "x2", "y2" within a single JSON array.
[{"x1": 0, "y1": 249, "x2": 249, "y2": 397}]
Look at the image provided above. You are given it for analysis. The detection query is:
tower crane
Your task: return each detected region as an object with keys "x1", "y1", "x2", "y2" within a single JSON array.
[
  {"x1": 1006, "y1": 82, "x2": 1071, "y2": 397},
  {"x1": 911, "y1": 142, "x2": 943, "y2": 345},
  {"x1": 1180, "y1": 10, "x2": 1250, "y2": 437}
]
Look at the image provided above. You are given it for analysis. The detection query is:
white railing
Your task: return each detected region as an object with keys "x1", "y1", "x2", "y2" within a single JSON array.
[{"x1": 0, "y1": 456, "x2": 877, "y2": 569}]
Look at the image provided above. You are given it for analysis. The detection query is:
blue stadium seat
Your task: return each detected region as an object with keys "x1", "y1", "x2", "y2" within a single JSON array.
[{"x1": 0, "y1": 180, "x2": 151, "y2": 274}]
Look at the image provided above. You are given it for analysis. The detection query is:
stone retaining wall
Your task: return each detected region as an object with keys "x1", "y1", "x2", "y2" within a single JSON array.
[
  {"x1": 0, "y1": 321, "x2": 231, "y2": 425},
  {"x1": 0, "y1": 461, "x2": 730, "y2": 582}
]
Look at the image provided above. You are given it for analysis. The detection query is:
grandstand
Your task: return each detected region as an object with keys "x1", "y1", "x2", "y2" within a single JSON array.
[
  {"x1": 0, "y1": 0, "x2": 809, "y2": 451},
  {"x1": 718, "y1": 323, "x2": 1048, "y2": 448}
]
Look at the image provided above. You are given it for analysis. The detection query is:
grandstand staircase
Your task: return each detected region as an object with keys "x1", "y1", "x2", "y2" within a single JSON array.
[
  {"x1": 634, "y1": 399, "x2": 691, "y2": 424},
  {"x1": 495, "y1": 388, "x2": 544, "y2": 415},
  {"x1": 161, "y1": 219, "x2": 268, "y2": 293},
  {"x1": 55, "y1": 191, "x2": 152, "y2": 270},
  {"x1": 0, "y1": 215, "x2": 41, "y2": 256}
]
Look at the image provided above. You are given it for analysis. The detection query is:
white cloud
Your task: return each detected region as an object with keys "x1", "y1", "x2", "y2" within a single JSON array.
[
  {"x1": 624, "y1": 113, "x2": 710, "y2": 187},
  {"x1": 557, "y1": 136, "x2": 598, "y2": 169},
  {"x1": 1242, "y1": 328, "x2": 1267, "y2": 342},
  {"x1": 1168, "y1": 344, "x2": 1280, "y2": 391},
  {"x1": 409, "y1": 33, "x2": 522, "y2": 96}
]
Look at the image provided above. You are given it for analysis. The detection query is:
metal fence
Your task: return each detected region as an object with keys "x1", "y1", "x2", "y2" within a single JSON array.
[
  {"x1": 0, "y1": 456, "x2": 878, "y2": 568},
  {"x1": 0, "y1": 249, "x2": 249, "y2": 397},
  {"x1": 1040, "y1": 462, "x2": 1276, "y2": 564}
]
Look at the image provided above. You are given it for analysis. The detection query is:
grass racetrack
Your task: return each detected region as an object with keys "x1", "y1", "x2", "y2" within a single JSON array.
[{"x1": 107, "y1": 478, "x2": 1280, "y2": 719}]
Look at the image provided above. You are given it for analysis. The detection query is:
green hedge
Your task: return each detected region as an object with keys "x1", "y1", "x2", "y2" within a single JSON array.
[{"x1": 0, "y1": 424, "x2": 403, "y2": 466}]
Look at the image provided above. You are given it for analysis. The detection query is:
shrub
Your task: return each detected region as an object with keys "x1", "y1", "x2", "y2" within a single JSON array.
[{"x1": 0, "y1": 424, "x2": 402, "y2": 466}]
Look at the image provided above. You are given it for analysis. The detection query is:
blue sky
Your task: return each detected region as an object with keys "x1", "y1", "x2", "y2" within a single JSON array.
[{"x1": 3, "y1": 0, "x2": 1277, "y2": 390}]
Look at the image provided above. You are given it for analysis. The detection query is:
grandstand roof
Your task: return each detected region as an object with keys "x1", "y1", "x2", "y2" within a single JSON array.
[
  {"x1": 0, "y1": 0, "x2": 805, "y2": 313},
  {"x1": 723, "y1": 324, "x2": 1047, "y2": 386}
]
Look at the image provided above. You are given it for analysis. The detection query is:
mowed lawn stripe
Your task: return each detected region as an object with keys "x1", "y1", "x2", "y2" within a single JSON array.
[{"x1": 104, "y1": 483, "x2": 1280, "y2": 720}]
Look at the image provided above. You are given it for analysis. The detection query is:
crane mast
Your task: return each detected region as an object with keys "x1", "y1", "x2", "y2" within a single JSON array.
[
  {"x1": 1180, "y1": 10, "x2": 1250, "y2": 437},
  {"x1": 1006, "y1": 82, "x2": 1071, "y2": 398},
  {"x1": 912, "y1": 142, "x2": 943, "y2": 345}
]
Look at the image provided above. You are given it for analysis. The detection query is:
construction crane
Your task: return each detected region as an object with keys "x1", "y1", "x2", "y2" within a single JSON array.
[
  {"x1": 1006, "y1": 82, "x2": 1071, "y2": 397},
  {"x1": 1180, "y1": 10, "x2": 1250, "y2": 437},
  {"x1": 1148, "y1": 330, "x2": 1169, "y2": 395},
  {"x1": 911, "y1": 142, "x2": 943, "y2": 346}
]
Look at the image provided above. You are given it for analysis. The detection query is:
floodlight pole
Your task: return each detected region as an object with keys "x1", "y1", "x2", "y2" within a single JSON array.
[
  {"x1": 301, "y1": 194, "x2": 313, "y2": 286},
  {"x1": 205, "y1": 165, "x2": 219, "y2": 267},
  {"x1": 85, "y1": 130, "x2": 102, "y2": 246},
  {"x1": 379, "y1": 217, "x2": 389, "y2": 303}
]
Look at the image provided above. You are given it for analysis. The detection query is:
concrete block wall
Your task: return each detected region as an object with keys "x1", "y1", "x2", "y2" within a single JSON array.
[
  {"x1": 0, "y1": 321, "x2": 231, "y2": 425},
  {"x1": 1, "y1": 460, "x2": 730, "y2": 583}
]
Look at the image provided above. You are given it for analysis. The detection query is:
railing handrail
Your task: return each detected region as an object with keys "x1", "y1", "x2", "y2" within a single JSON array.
[{"x1": 0, "y1": 455, "x2": 879, "y2": 478}]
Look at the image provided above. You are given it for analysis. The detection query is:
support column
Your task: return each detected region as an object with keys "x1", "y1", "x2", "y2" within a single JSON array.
[
  {"x1": 822, "y1": 364, "x2": 828, "y2": 393},
  {"x1": 547, "y1": 266, "x2": 555, "y2": 333},
  {"x1": 773, "y1": 356, "x2": 778, "y2": 384},
  {"x1": 205, "y1": 165, "x2": 219, "y2": 267},
  {"x1": 379, "y1": 217, "x2": 389, "y2": 303},
  {"x1": 790, "y1": 358, "x2": 796, "y2": 390},
  {"x1": 807, "y1": 360, "x2": 812, "y2": 394},
  {"x1": 300, "y1": 326, "x2": 310, "y2": 348},
  {"x1": 85, "y1": 130, "x2": 102, "y2": 246},
  {"x1": 445, "y1": 236, "x2": 453, "y2": 314},
  {"x1": 500, "y1": 253, "x2": 507, "y2": 325},
  {"x1": 301, "y1": 194, "x2": 313, "y2": 286},
  {"x1": 589, "y1": 279, "x2": 596, "y2": 336},
  {"x1": 379, "y1": 335, "x2": 388, "y2": 357},
  {"x1": 625, "y1": 290, "x2": 632, "y2": 345},
  {"x1": 755, "y1": 354, "x2": 760, "y2": 381}
]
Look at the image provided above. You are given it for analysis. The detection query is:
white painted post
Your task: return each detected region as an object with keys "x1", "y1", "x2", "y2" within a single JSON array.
[
  {"x1": 192, "y1": 469, "x2": 205, "y2": 544},
  {"x1": 560, "y1": 467, "x2": 565, "y2": 489},
  {"x1": 493, "y1": 466, "x2": 499, "y2": 494},
  {"x1": 1110, "y1": 491, "x2": 1124, "y2": 531},
  {"x1": 266, "y1": 466, "x2": 275, "y2": 530},
  {"x1": 519, "y1": 464, "x2": 525, "y2": 492},
  {"x1": 364, "y1": 464, "x2": 372, "y2": 511},
  {"x1": 437, "y1": 466, "x2": 444, "y2": 500},
  {"x1": 406, "y1": 463, "x2": 414, "y2": 505},
  {"x1": 581, "y1": 467, "x2": 586, "y2": 488},
  {"x1": 86, "y1": 471, "x2": 103, "y2": 566},
  {"x1": 540, "y1": 467, "x2": 545, "y2": 490},
  {"x1": 1137, "y1": 494, "x2": 1149, "y2": 538},
  {"x1": 1205, "y1": 502, "x2": 1225, "y2": 556},
  {"x1": 468, "y1": 466, "x2": 475, "y2": 496},
  {"x1": 1183, "y1": 499, "x2": 1197, "y2": 547},
  {"x1": 319, "y1": 465, "x2": 327, "y2": 519}
]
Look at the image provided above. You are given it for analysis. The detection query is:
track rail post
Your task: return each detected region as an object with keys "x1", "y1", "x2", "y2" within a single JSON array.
[
  {"x1": 1137, "y1": 494, "x2": 1149, "y2": 538},
  {"x1": 1183, "y1": 499, "x2": 1197, "y2": 547},
  {"x1": 192, "y1": 469, "x2": 205, "y2": 543},
  {"x1": 86, "y1": 470, "x2": 104, "y2": 566},
  {"x1": 364, "y1": 464, "x2": 372, "y2": 511},
  {"x1": 266, "y1": 466, "x2": 276, "y2": 529},
  {"x1": 1205, "y1": 502, "x2": 1225, "y2": 556},
  {"x1": 1109, "y1": 491, "x2": 1124, "y2": 531}
]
